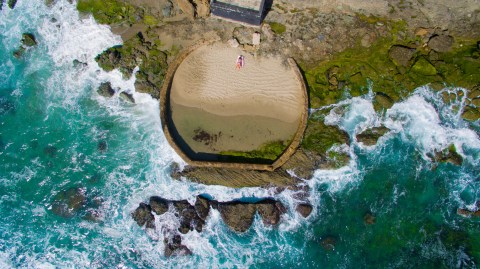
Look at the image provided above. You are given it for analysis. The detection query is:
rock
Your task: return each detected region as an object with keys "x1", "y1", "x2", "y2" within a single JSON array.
[
  {"x1": 432, "y1": 144, "x2": 463, "y2": 165},
  {"x1": 388, "y1": 45, "x2": 415, "y2": 67},
  {"x1": 360, "y1": 33, "x2": 376, "y2": 48},
  {"x1": 261, "y1": 24, "x2": 275, "y2": 41},
  {"x1": 218, "y1": 202, "x2": 257, "y2": 233},
  {"x1": 175, "y1": 0, "x2": 195, "y2": 19},
  {"x1": 164, "y1": 234, "x2": 192, "y2": 257},
  {"x1": 320, "y1": 236, "x2": 337, "y2": 251},
  {"x1": 0, "y1": 0, "x2": 3, "y2": 10},
  {"x1": 373, "y1": 92, "x2": 394, "y2": 111},
  {"x1": 227, "y1": 38, "x2": 240, "y2": 48},
  {"x1": 131, "y1": 203, "x2": 155, "y2": 229},
  {"x1": 162, "y1": 1, "x2": 173, "y2": 17},
  {"x1": 296, "y1": 203, "x2": 313, "y2": 218},
  {"x1": 21, "y1": 33, "x2": 37, "y2": 47},
  {"x1": 428, "y1": 35, "x2": 454, "y2": 52},
  {"x1": 173, "y1": 200, "x2": 204, "y2": 233},
  {"x1": 51, "y1": 187, "x2": 86, "y2": 218},
  {"x1": 468, "y1": 86, "x2": 480, "y2": 99},
  {"x1": 256, "y1": 199, "x2": 286, "y2": 226},
  {"x1": 13, "y1": 47, "x2": 25, "y2": 58},
  {"x1": 73, "y1": 59, "x2": 87, "y2": 68},
  {"x1": 462, "y1": 106, "x2": 480, "y2": 121},
  {"x1": 97, "y1": 140, "x2": 107, "y2": 152},
  {"x1": 150, "y1": 196, "x2": 169, "y2": 215},
  {"x1": 411, "y1": 57, "x2": 437, "y2": 76},
  {"x1": 119, "y1": 92, "x2": 135, "y2": 103},
  {"x1": 194, "y1": 196, "x2": 210, "y2": 221},
  {"x1": 242, "y1": 44, "x2": 256, "y2": 53},
  {"x1": 457, "y1": 205, "x2": 480, "y2": 218},
  {"x1": 356, "y1": 126, "x2": 389, "y2": 146},
  {"x1": 252, "y1": 32, "x2": 261, "y2": 46},
  {"x1": 415, "y1": 27, "x2": 430, "y2": 37},
  {"x1": 192, "y1": 0, "x2": 210, "y2": 17},
  {"x1": 97, "y1": 82, "x2": 115, "y2": 97},
  {"x1": 7, "y1": 0, "x2": 16, "y2": 9},
  {"x1": 326, "y1": 65, "x2": 340, "y2": 88},
  {"x1": 363, "y1": 212, "x2": 376, "y2": 225},
  {"x1": 83, "y1": 209, "x2": 102, "y2": 223}
]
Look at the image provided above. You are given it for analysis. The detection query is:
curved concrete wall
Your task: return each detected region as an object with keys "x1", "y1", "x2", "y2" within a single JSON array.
[{"x1": 160, "y1": 40, "x2": 308, "y2": 171}]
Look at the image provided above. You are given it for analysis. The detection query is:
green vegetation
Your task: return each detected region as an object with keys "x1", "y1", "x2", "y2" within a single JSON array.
[
  {"x1": 302, "y1": 18, "x2": 480, "y2": 117},
  {"x1": 268, "y1": 22, "x2": 286, "y2": 35},
  {"x1": 77, "y1": 0, "x2": 139, "y2": 25},
  {"x1": 301, "y1": 112, "x2": 349, "y2": 156},
  {"x1": 221, "y1": 140, "x2": 289, "y2": 161}
]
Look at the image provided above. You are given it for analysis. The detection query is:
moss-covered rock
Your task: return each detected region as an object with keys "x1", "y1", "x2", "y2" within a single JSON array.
[
  {"x1": 356, "y1": 126, "x2": 390, "y2": 146},
  {"x1": 7, "y1": 0, "x2": 16, "y2": 9},
  {"x1": 77, "y1": 0, "x2": 140, "y2": 25},
  {"x1": 428, "y1": 34, "x2": 454, "y2": 52},
  {"x1": 97, "y1": 82, "x2": 115, "y2": 97},
  {"x1": 411, "y1": 57, "x2": 437, "y2": 76},
  {"x1": 388, "y1": 45, "x2": 415, "y2": 67},
  {"x1": 462, "y1": 106, "x2": 480, "y2": 121}
]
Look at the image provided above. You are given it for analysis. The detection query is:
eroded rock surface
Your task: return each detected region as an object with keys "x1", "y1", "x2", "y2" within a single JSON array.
[
  {"x1": 51, "y1": 187, "x2": 87, "y2": 218},
  {"x1": 356, "y1": 126, "x2": 390, "y2": 146}
]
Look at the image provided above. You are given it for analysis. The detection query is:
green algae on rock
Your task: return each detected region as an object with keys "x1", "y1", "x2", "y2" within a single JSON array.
[{"x1": 356, "y1": 126, "x2": 390, "y2": 146}]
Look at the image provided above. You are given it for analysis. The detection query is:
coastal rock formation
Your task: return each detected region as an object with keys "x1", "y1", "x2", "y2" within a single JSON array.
[
  {"x1": 457, "y1": 202, "x2": 480, "y2": 218},
  {"x1": 320, "y1": 236, "x2": 337, "y2": 251},
  {"x1": 428, "y1": 34, "x2": 454, "y2": 52},
  {"x1": 132, "y1": 196, "x2": 289, "y2": 233},
  {"x1": 97, "y1": 82, "x2": 115, "y2": 97},
  {"x1": 51, "y1": 187, "x2": 87, "y2": 218},
  {"x1": 131, "y1": 202, "x2": 155, "y2": 228},
  {"x1": 296, "y1": 203, "x2": 313, "y2": 218},
  {"x1": 175, "y1": 0, "x2": 195, "y2": 19},
  {"x1": 388, "y1": 45, "x2": 415, "y2": 67},
  {"x1": 13, "y1": 33, "x2": 37, "y2": 58},
  {"x1": 119, "y1": 91, "x2": 135, "y2": 103},
  {"x1": 356, "y1": 126, "x2": 389, "y2": 146},
  {"x1": 428, "y1": 144, "x2": 463, "y2": 166},
  {"x1": 164, "y1": 234, "x2": 192, "y2": 257},
  {"x1": 191, "y1": 0, "x2": 210, "y2": 18},
  {"x1": 7, "y1": 0, "x2": 16, "y2": 9},
  {"x1": 363, "y1": 212, "x2": 376, "y2": 225}
]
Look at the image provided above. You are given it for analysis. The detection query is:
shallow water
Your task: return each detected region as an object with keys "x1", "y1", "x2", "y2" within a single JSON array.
[{"x1": 1, "y1": 1, "x2": 479, "y2": 268}]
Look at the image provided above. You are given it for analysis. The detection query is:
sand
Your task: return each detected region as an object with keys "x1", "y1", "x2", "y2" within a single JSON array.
[
  {"x1": 170, "y1": 44, "x2": 304, "y2": 124},
  {"x1": 169, "y1": 43, "x2": 305, "y2": 154}
]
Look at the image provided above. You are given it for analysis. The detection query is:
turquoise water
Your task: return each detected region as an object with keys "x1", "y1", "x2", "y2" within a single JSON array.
[{"x1": 1, "y1": 1, "x2": 480, "y2": 268}]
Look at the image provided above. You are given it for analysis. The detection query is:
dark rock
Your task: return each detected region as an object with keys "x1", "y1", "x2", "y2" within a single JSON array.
[
  {"x1": 97, "y1": 140, "x2": 107, "y2": 152},
  {"x1": 83, "y1": 209, "x2": 102, "y2": 223},
  {"x1": 97, "y1": 82, "x2": 115, "y2": 98},
  {"x1": 363, "y1": 212, "x2": 376, "y2": 225},
  {"x1": 388, "y1": 45, "x2": 416, "y2": 67},
  {"x1": 164, "y1": 234, "x2": 192, "y2": 257},
  {"x1": 119, "y1": 92, "x2": 135, "y2": 103},
  {"x1": 7, "y1": 0, "x2": 16, "y2": 9},
  {"x1": 194, "y1": 196, "x2": 210, "y2": 221},
  {"x1": 218, "y1": 202, "x2": 257, "y2": 233},
  {"x1": 0, "y1": 0, "x2": 3, "y2": 10},
  {"x1": 356, "y1": 126, "x2": 390, "y2": 146},
  {"x1": 150, "y1": 196, "x2": 169, "y2": 215},
  {"x1": 428, "y1": 35, "x2": 454, "y2": 52},
  {"x1": 21, "y1": 33, "x2": 37, "y2": 47},
  {"x1": 457, "y1": 208, "x2": 480, "y2": 217},
  {"x1": 296, "y1": 203, "x2": 313, "y2": 218},
  {"x1": 173, "y1": 200, "x2": 204, "y2": 233},
  {"x1": 432, "y1": 144, "x2": 463, "y2": 166},
  {"x1": 13, "y1": 47, "x2": 24, "y2": 58},
  {"x1": 43, "y1": 145, "x2": 58, "y2": 158},
  {"x1": 73, "y1": 59, "x2": 87, "y2": 68},
  {"x1": 51, "y1": 187, "x2": 86, "y2": 218},
  {"x1": 256, "y1": 199, "x2": 286, "y2": 226},
  {"x1": 320, "y1": 236, "x2": 337, "y2": 251},
  {"x1": 131, "y1": 203, "x2": 155, "y2": 229},
  {"x1": 373, "y1": 92, "x2": 394, "y2": 111}
]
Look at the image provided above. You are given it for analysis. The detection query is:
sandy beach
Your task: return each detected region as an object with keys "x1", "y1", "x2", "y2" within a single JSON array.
[
  {"x1": 168, "y1": 43, "x2": 306, "y2": 154},
  {"x1": 170, "y1": 44, "x2": 305, "y2": 124}
]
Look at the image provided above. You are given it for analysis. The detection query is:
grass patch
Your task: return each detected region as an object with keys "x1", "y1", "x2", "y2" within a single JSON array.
[
  {"x1": 77, "y1": 0, "x2": 139, "y2": 25},
  {"x1": 220, "y1": 140, "x2": 289, "y2": 161},
  {"x1": 269, "y1": 22, "x2": 286, "y2": 35}
]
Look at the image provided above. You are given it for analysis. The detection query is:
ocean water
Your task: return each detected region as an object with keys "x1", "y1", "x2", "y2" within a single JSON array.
[{"x1": 1, "y1": 1, "x2": 479, "y2": 268}]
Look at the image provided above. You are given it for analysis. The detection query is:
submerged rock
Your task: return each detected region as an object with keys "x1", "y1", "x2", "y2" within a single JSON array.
[
  {"x1": 131, "y1": 203, "x2": 155, "y2": 229},
  {"x1": 296, "y1": 203, "x2": 313, "y2": 218},
  {"x1": 356, "y1": 126, "x2": 389, "y2": 146},
  {"x1": 97, "y1": 140, "x2": 107, "y2": 152},
  {"x1": 43, "y1": 145, "x2": 58, "y2": 158},
  {"x1": 320, "y1": 236, "x2": 337, "y2": 251},
  {"x1": 97, "y1": 82, "x2": 115, "y2": 97},
  {"x1": 430, "y1": 144, "x2": 463, "y2": 166},
  {"x1": 51, "y1": 187, "x2": 86, "y2": 218},
  {"x1": 363, "y1": 212, "x2": 376, "y2": 225}
]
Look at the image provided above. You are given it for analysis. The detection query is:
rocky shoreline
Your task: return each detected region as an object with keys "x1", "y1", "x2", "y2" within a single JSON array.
[{"x1": 131, "y1": 195, "x2": 312, "y2": 256}]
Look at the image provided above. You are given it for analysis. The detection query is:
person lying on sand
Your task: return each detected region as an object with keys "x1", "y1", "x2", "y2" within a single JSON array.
[{"x1": 236, "y1": 55, "x2": 245, "y2": 70}]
